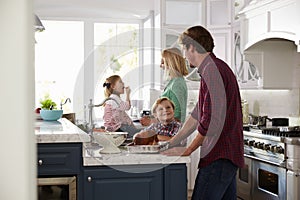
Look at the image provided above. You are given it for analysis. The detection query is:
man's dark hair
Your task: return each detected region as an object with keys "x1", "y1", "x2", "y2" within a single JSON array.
[{"x1": 178, "y1": 26, "x2": 215, "y2": 53}]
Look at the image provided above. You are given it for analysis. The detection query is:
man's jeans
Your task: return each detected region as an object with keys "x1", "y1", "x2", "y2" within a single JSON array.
[{"x1": 191, "y1": 159, "x2": 238, "y2": 200}]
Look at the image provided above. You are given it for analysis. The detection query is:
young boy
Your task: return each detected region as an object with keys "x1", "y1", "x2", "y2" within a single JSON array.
[{"x1": 145, "y1": 97, "x2": 181, "y2": 141}]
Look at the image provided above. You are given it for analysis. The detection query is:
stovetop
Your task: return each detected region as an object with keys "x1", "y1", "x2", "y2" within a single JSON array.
[{"x1": 244, "y1": 125, "x2": 300, "y2": 137}]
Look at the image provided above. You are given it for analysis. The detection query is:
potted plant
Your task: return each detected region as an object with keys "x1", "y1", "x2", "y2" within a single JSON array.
[
  {"x1": 38, "y1": 95, "x2": 63, "y2": 121},
  {"x1": 40, "y1": 95, "x2": 57, "y2": 110}
]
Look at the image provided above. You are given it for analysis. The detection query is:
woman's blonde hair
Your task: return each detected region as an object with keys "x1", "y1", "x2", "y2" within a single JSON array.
[
  {"x1": 151, "y1": 97, "x2": 175, "y2": 114},
  {"x1": 162, "y1": 47, "x2": 188, "y2": 78},
  {"x1": 103, "y1": 75, "x2": 121, "y2": 98}
]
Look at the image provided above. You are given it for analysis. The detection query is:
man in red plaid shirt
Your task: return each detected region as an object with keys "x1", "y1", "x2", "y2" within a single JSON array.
[{"x1": 162, "y1": 26, "x2": 244, "y2": 200}]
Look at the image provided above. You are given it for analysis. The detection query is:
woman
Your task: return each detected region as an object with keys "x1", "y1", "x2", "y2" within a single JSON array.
[
  {"x1": 161, "y1": 47, "x2": 188, "y2": 122},
  {"x1": 141, "y1": 47, "x2": 188, "y2": 125}
]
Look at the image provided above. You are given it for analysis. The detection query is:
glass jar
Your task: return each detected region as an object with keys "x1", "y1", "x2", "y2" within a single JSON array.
[{"x1": 241, "y1": 99, "x2": 249, "y2": 124}]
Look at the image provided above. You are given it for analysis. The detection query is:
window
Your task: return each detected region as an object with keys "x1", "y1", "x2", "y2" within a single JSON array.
[
  {"x1": 35, "y1": 20, "x2": 144, "y2": 120},
  {"x1": 35, "y1": 20, "x2": 84, "y2": 113},
  {"x1": 93, "y1": 23, "x2": 140, "y2": 118}
]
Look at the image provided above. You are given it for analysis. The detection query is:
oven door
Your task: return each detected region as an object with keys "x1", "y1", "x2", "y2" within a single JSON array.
[
  {"x1": 237, "y1": 156, "x2": 252, "y2": 200},
  {"x1": 252, "y1": 159, "x2": 286, "y2": 200}
]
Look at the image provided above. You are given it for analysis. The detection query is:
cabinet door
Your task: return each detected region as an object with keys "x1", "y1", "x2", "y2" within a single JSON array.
[
  {"x1": 161, "y1": 0, "x2": 203, "y2": 28},
  {"x1": 83, "y1": 165, "x2": 163, "y2": 200},
  {"x1": 211, "y1": 28, "x2": 232, "y2": 66},
  {"x1": 206, "y1": 0, "x2": 232, "y2": 28},
  {"x1": 164, "y1": 164, "x2": 187, "y2": 200},
  {"x1": 37, "y1": 143, "x2": 82, "y2": 176}
]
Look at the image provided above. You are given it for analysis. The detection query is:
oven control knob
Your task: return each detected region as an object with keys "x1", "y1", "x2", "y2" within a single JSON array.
[
  {"x1": 244, "y1": 139, "x2": 249, "y2": 145},
  {"x1": 258, "y1": 142, "x2": 264, "y2": 149},
  {"x1": 270, "y1": 145, "x2": 276, "y2": 152},
  {"x1": 248, "y1": 140, "x2": 255, "y2": 146},
  {"x1": 254, "y1": 142, "x2": 261, "y2": 148},
  {"x1": 275, "y1": 146, "x2": 284, "y2": 154},
  {"x1": 263, "y1": 144, "x2": 271, "y2": 151}
]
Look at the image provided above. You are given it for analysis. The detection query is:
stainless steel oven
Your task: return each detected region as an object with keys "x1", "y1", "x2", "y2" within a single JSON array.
[
  {"x1": 237, "y1": 157, "x2": 252, "y2": 200},
  {"x1": 252, "y1": 159, "x2": 286, "y2": 200}
]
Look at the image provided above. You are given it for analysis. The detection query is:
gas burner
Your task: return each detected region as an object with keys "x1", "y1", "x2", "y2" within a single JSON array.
[{"x1": 262, "y1": 126, "x2": 300, "y2": 137}]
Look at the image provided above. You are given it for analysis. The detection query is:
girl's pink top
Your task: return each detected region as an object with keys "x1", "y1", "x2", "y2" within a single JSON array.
[{"x1": 103, "y1": 94, "x2": 133, "y2": 131}]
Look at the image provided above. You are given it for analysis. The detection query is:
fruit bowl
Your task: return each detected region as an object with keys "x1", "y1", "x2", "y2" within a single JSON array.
[
  {"x1": 93, "y1": 132, "x2": 128, "y2": 153},
  {"x1": 40, "y1": 109, "x2": 63, "y2": 121}
]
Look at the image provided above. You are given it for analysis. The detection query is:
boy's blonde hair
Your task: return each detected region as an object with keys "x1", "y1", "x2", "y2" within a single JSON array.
[
  {"x1": 103, "y1": 75, "x2": 121, "y2": 98},
  {"x1": 151, "y1": 97, "x2": 175, "y2": 114}
]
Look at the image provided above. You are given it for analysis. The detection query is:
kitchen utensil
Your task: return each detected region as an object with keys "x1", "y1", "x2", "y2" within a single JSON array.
[
  {"x1": 93, "y1": 132, "x2": 128, "y2": 154},
  {"x1": 266, "y1": 117, "x2": 289, "y2": 127},
  {"x1": 248, "y1": 114, "x2": 268, "y2": 127}
]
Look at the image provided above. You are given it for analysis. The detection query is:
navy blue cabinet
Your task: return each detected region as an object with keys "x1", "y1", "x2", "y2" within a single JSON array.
[
  {"x1": 37, "y1": 143, "x2": 82, "y2": 175},
  {"x1": 37, "y1": 143, "x2": 188, "y2": 200},
  {"x1": 83, "y1": 164, "x2": 187, "y2": 200},
  {"x1": 37, "y1": 143, "x2": 83, "y2": 200}
]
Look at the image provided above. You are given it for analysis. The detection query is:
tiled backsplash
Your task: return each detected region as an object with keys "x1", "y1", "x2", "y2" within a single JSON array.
[
  {"x1": 241, "y1": 89, "x2": 300, "y2": 125},
  {"x1": 188, "y1": 88, "x2": 300, "y2": 126}
]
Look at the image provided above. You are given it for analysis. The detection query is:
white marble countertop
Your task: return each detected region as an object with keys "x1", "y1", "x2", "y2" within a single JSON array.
[
  {"x1": 35, "y1": 118, "x2": 90, "y2": 143},
  {"x1": 82, "y1": 142, "x2": 191, "y2": 166},
  {"x1": 35, "y1": 118, "x2": 190, "y2": 166}
]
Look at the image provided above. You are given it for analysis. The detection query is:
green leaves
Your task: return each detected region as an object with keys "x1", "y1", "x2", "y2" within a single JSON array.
[{"x1": 40, "y1": 95, "x2": 57, "y2": 110}]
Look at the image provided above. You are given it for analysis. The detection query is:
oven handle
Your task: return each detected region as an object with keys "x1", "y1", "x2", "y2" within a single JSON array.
[{"x1": 244, "y1": 154, "x2": 286, "y2": 167}]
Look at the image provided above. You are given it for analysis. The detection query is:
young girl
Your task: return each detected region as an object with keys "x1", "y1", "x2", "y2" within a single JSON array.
[
  {"x1": 144, "y1": 97, "x2": 181, "y2": 141},
  {"x1": 102, "y1": 75, "x2": 140, "y2": 137}
]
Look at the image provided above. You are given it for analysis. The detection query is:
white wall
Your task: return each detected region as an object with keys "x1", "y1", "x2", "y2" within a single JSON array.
[{"x1": 0, "y1": 1, "x2": 36, "y2": 200}]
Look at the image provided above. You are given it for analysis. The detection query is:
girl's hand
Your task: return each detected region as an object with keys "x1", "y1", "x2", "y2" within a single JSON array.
[{"x1": 125, "y1": 86, "x2": 131, "y2": 95}]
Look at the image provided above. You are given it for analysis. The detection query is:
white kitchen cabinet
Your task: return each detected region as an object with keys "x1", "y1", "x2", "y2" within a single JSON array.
[
  {"x1": 206, "y1": 0, "x2": 232, "y2": 28},
  {"x1": 239, "y1": 0, "x2": 299, "y2": 52},
  {"x1": 161, "y1": 0, "x2": 204, "y2": 29},
  {"x1": 210, "y1": 28, "x2": 232, "y2": 66}
]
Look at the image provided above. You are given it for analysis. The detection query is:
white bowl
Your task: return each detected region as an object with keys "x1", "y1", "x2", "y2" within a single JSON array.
[{"x1": 93, "y1": 132, "x2": 128, "y2": 153}]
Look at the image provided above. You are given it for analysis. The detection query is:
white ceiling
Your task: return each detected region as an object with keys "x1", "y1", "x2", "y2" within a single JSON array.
[{"x1": 34, "y1": 0, "x2": 158, "y2": 20}]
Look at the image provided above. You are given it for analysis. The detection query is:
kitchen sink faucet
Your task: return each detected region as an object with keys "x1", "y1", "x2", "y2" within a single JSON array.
[
  {"x1": 60, "y1": 98, "x2": 71, "y2": 110},
  {"x1": 87, "y1": 98, "x2": 119, "y2": 134}
]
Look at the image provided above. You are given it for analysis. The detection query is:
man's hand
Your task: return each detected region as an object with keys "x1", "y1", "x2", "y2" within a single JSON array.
[{"x1": 161, "y1": 147, "x2": 191, "y2": 156}]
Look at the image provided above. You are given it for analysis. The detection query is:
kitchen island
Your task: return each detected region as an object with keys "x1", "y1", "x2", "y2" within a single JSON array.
[{"x1": 36, "y1": 118, "x2": 190, "y2": 200}]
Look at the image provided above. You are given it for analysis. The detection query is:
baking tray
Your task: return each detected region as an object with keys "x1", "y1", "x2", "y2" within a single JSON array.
[{"x1": 126, "y1": 141, "x2": 169, "y2": 154}]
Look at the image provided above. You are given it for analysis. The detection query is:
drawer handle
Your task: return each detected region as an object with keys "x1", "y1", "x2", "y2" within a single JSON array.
[
  {"x1": 87, "y1": 176, "x2": 92, "y2": 182},
  {"x1": 38, "y1": 159, "x2": 43, "y2": 166}
]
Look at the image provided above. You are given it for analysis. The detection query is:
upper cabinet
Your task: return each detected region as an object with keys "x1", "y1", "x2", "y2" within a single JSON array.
[
  {"x1": 206, "y1": 0, "x2": 232, "y2": 28},
  {"x1": 161, "y1": 0, "x2": 204, "y2": 29},
  {"x1": 239, "y1": 0, "x2": 300, "y2": 52}
]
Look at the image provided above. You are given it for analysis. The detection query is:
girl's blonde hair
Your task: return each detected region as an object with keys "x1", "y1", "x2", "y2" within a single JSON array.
[
  {"x1": 151, "y1": 97, "x2": 175, "y2": 114},
  {"x1": 103, "y1": 75, "x2": 121, "y2": 98},
  {"x1": 162, "y1": 47, "x2": 188, "y2": 78}
]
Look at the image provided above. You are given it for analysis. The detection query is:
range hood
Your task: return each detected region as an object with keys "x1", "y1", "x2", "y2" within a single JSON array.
[
  {"x1": 242, "y1": 39, "x2": 299, "y2": 89},
  {"x1": 239, "y1": 0, "x2": 300, "y2": 52}
]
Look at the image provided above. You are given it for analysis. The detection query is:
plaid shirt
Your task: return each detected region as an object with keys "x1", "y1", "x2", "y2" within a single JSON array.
[
  {"x1": 191, "y1": 53, "x2": 244, "y2": 168},
  {"x1": 145, "y1": 120, "x2": 181, "y2": 137}
]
